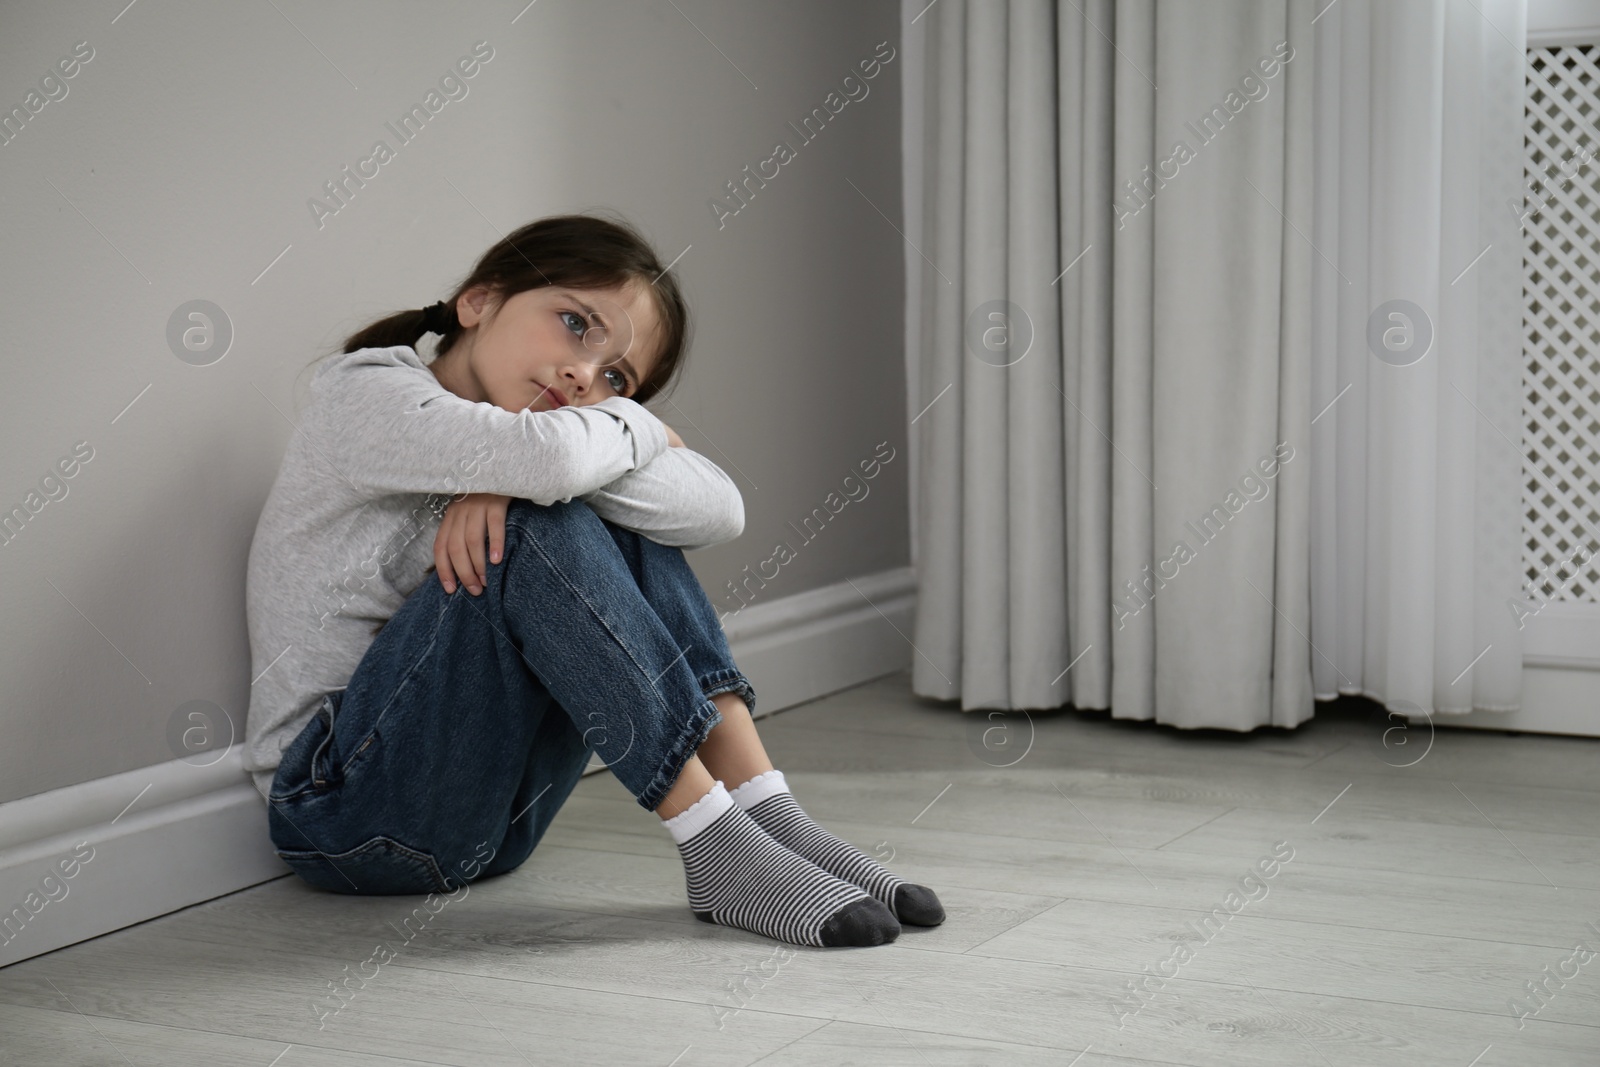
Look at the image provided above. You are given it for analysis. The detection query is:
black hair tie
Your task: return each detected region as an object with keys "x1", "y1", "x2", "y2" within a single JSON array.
[{"x1": 420, "y1": 300, "x2": 457, "y2": 334}]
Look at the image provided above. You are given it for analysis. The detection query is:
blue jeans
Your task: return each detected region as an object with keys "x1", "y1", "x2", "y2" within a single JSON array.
[{"x1": 266, "y1": 497, "x2": 756, "y2": 895}]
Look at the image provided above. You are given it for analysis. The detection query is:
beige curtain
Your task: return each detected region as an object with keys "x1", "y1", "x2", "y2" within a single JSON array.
[{"x1": 910, "y1": 0, "x2": 1318, "y2": 727}]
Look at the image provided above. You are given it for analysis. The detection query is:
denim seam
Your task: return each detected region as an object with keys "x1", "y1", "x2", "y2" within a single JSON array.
[
  {"x1": 270, "y1": 696, "x2": 337, "y2": 802},
  {"x1": 331, "y1": 595, "x2": 453, "y2": 783},
  {"x1": 266, "y1": 790, "x2": 338, "y2": 857},
  {"x1": 699, "y1": 669, "x2": 756, "y2": 715},
  {"x1": 309, "y1": 700, "x2": 338, "y2": 789},
  {"x1": 637, "y1": 695, "x2": 724, "y2": 812},
  {"x1": 449, "y1": 569, "x2": 560, "y2": 690},
  {"x1": 507, "y1": 517, "x2": 657, "y2": 678},
  {"x1": 507, "y1": 515, "x2": 690, "y2": 725},
  {"x1": 275, "y1": 833, "x2": 454, "y2": 895},
  {"x1": 504, "y1": 510, "x2": 731, "y2": 811}
]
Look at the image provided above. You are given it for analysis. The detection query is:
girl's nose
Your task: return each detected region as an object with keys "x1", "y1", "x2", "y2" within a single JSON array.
[{"x1": 559, "y1": 361, "x2": 599, "y2": 399}]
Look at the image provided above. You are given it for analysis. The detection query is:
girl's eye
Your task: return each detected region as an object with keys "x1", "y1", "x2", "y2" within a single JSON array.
[{"x1": 559, "y1": 310, "x2": 629, "y2": 394}]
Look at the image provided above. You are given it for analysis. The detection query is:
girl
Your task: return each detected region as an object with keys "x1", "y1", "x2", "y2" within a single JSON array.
[{"x1": 244, "y1": 213, "x2": 943, "y2": 949}]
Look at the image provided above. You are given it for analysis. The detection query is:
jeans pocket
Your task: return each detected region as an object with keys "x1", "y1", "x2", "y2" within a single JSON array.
[
  {"x1": 276, "y1": 835, "x2": 455, "y2": 895},
  {"x1": 273, "y1": 692, "x2": 381, "y2": 797},
  {"x1": 268, "y1": 695, "x2": 336, "y2": 802}
]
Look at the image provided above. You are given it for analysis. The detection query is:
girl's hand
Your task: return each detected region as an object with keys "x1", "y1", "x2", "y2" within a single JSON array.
[
  {"x1": 661, "y1": 423, "x2": 686, "y2": 448},
  {"x1": 434, "y1": 492, "x2": 511, "y2": 595}
]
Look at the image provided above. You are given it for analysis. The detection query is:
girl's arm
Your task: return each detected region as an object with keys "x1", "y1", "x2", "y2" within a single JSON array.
[
  {"x1": 577, "y1": 445, "x2": 744, "y2": 550},
  {"x1": 314, "y1": 347, "x2": 668, "y2": 501},
  {"x1": 431, "y1": 438, "x2": 742, "y2": 596}
]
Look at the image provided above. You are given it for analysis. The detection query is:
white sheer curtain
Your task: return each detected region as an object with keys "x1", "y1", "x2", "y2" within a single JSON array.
[
  {"x1": 905, "y1": 0, "x2": 1527, "y2": 725},
  {"x1": 1309, "y1": 0, "x2": 1527, "y2": 717}
]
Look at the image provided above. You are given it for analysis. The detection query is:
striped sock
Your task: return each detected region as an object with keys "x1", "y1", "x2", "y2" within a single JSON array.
[
  {"x1": 729, "y1": 769, "x2": 946, "y2": 927},
  {"x1": 660, "y1": 780, "x2": 900, "y2": 948}
]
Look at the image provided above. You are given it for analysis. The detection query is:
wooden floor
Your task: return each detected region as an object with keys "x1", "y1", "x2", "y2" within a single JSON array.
[{"x1": 3, "y1": 669, "x2": 1598, "y2": 1066}]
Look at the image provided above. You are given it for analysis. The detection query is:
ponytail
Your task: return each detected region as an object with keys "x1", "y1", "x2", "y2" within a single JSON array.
[{"x1": 340, "y1": 307, "x2": 437, "y2": 355}]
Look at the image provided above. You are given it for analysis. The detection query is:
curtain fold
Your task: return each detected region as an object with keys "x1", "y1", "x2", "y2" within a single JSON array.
[
  {"x1": 909, "y1": 0, "x2": 1526, "y2": 725},
  {"x1": 1060, "y1": 0, "x2": 1116, "y2": 713}
]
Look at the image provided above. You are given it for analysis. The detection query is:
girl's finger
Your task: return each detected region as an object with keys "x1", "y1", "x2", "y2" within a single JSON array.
[
  {"x1": 465, "y1": 507, "x2": 488, "y2": 592},
  {"x1": 488, "y1": 497, "x2": 508, "y2": 566},
  {"x1": 434, "y1": 512, "x2": 459, "y2": 593},
  {"x1": 448, "y1": 525, "x2": 478, "y2": 596}
]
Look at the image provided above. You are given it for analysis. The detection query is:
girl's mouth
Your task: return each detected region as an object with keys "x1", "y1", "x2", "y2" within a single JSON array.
[{"x1": 536, "y1": 383, "x2": 569, "y2": 408}]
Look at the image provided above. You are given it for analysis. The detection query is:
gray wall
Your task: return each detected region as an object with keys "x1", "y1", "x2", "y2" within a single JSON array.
[{"x1": 0, "y1": 0, "x2": 908, "y2": 804}]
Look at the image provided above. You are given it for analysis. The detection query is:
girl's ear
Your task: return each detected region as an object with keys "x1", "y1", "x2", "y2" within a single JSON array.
[{"x1": 457, "y1": 285, "x2": 495, "y2": 328}]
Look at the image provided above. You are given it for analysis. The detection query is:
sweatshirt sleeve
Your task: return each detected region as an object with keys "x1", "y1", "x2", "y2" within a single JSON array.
[
  {"x1": 312, "y1": 347, "x2": 669, "y2": 502},
  {"x1": 578, "y1": 446, "x2": 745, "y2": 550}
]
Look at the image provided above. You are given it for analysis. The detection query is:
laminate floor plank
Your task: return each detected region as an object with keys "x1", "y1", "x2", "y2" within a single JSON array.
[
  {"x1": 964, "y1": 897, "x2": 1600, "y2": 1026},
  {"x1": 740, "y1": 1018, "x2": 1193, "y2": 1067},
  {"x1": 1155, "y1": 806, "x2": 1600, "y2": 889},
  {"x1": 0, "y1": 929, "x2": 828, "y2": 1066},
  {"x1": 0, "y1": 1000, "x2": 455, "y2": 1067},
  {"x1": 750, "y1": 716, "x2": 1600, "y2": 839}
]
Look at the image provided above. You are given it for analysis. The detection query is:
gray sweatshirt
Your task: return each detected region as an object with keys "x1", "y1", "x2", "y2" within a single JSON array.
[{"x1": 243, "y1": 344, "x2": 744, "y2": 800}]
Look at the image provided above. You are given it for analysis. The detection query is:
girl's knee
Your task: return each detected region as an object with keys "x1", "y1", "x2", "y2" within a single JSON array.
[
  {"x1": 502, "y1": 497, "x2": 605, "y2": 549},
  {"x1": 500, "y1": 498, "x2": 635, "y2": 581}
]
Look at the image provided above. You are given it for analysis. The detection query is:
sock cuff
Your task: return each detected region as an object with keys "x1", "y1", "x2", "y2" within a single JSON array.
[
  {"x1": 727, "y1": 768, "x2": 789, "y2": 809},
  {"x1": 661, "y1": 779, "x2": 733, "y2": 845}
]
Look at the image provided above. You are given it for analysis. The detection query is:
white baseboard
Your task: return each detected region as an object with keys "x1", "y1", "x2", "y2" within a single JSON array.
[
  {"x1": 0, "y1": 566, "x2": 916, "y2": 969},
  {"x1": 0, "y1": 770, "x2": 290, "y2": 969},
  {"x1": 1438, "y1": 602, "x2": 1600, "y2": 738},
  {"x1": 1521, "y1": 601, "x2": 1600, "y2": 672},
  {"x1": 702, "y1": 564, "x2": 916, "y2": 726},
  {"x1": 1436, "y1": 664, "x2": 1600, "y2": 737}
]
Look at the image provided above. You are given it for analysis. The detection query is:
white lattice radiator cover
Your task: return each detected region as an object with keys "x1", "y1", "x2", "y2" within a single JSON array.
[{"x1": 1522, "y1": 45, "x2": 1600, "y2": 603}]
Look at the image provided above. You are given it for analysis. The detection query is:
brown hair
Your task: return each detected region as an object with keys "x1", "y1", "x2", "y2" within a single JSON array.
[{"x1": 327, "y1": 211, "x2": 689, "y2": 405}]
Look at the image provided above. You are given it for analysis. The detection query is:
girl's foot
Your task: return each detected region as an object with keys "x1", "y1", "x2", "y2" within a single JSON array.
[
  {"x1": 661, "y1": 780, "x2": 901, "y2": 947},
  {"x1": 728, "y1": 769, "x2": 945, "y2": 927}
]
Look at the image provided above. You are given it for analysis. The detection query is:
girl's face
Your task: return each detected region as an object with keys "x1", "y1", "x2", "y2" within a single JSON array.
[{"x1": 433, "y1": 280, "x2": 663, "y2": 413}]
